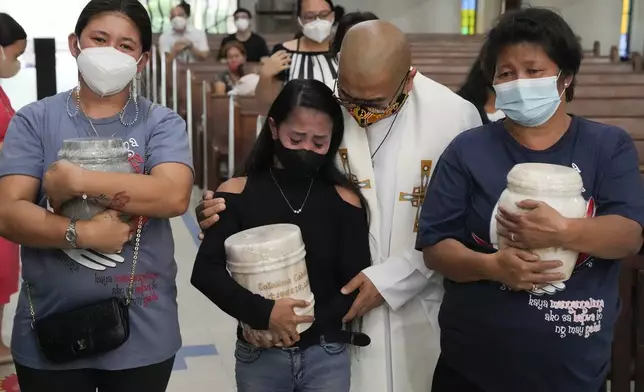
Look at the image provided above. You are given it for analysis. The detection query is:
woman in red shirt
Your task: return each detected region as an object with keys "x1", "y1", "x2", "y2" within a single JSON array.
[{"x1": 0, "y1": 12, "x2": 27, "y2": 364}]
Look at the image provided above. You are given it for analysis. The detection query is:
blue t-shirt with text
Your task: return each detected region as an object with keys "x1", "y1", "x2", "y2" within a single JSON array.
[
  {"x1": 0, "y1": 91, "x2": 193, "y2": 370},
  {"x1": 416, "y1": 116, "x2": 644, "y2": 392}
]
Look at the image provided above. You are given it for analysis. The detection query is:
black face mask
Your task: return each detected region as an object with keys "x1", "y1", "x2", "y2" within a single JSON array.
[{"x1": 274, "y1": 141, "x2": 326, "y2": 177}]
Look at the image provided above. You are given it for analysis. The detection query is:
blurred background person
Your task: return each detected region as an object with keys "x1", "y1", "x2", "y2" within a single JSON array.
[
  {"x1": 329, "y1": 11, "x2": 378, "y2": 57},
  {"x1": 255, "y1": 0, "x2": 337, "y2": 111},
  {"x1": 158, "y1": 0, "x2": 210, "y2": 62},
  {"x1": 215, "y1": 41, "x2": 248, "y2": 94},
  {"x1": 0, "y1": 11, "x2": 26, "y2": 366},
  {"x1": 457, "y1": 58, "x2": 505, "y2": 125},
  {"x1": 219, "y1": 8, "x2": 269, "y2": 63}
]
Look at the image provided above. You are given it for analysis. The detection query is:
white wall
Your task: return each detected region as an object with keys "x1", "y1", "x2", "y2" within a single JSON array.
[
  {"x1": 525, "y1": 0, "x2": 623, "y2": 55},
  {"x1": 477, "y1": 0, "x2": 503, "y2": 34},
  {"x1": 363, "y1": 0, "x2": 462, "y2": 33}
]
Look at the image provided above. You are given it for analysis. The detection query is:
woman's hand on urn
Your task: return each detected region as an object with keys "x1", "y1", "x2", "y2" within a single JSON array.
[
  {"x1": 43, "y1": 160, "x2": 84, "y2": 211},
  {"x1": 77, "y1": 209, "x2": 131, "y2": 253},
  {"x1": 242, "y1": 326, "x2": 277, "y2": 349},
  {"x1": 268, "y1": 298, "x2": 314, "y2": 347},
  {"x1": 496, "y1": 200, "x2": 570, "y2": 250},
  {"x1": 489, "y1": 248, "x2": 565, "y2": 291}
]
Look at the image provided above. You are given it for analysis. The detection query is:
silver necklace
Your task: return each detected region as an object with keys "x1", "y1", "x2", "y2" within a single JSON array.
[
  {"x1": 65, "y1": 86, "x2": 140, "y2": 129},
  {"x1": 269, "y1": 168, "x2": 315, "y2": 215}
]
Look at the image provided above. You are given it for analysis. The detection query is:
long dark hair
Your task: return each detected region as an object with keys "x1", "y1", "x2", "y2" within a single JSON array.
[
  {"x1": 177, "y1": 0, "x2": 192, "y2": 17},
  {"x1": 330, "y1": 11, "x2": 379, "y2": 56},
  {"x1": 296, "y1": 0, "x2": 334, "y2": 17},
  {"x1": 239, "y1": 79, "x2": 370, "y2": 221},
  {"x1": 456, "y1": 58, "x2": 492, "y2": 125},
  {"x1": 0, "y1": 13, "x2": 26, "y2": 47},
  {"x1": 74, "y1": 0, "x2": 153, "y2": 52},
  {"x1": 479, "y1": 7, "x2": 582, "y2": 102}
]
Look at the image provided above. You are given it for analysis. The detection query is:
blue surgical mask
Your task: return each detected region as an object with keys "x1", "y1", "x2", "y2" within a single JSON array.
[{"x1": 493, "y1": 72, "x2": 565, "y2": 127}]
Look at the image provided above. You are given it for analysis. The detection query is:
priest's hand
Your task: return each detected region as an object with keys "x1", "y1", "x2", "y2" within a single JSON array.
[
  {"x1": 489, "y1": 247, "x2": 565, "y2": 291},
  {"x1": 43, "y1": 160, "x2": 84, "y2": 211},
  {"x1": 195, "y1": 190, "x2": 226, "y2": 240},
  {"x1": 496, "y1": 200, "x2": 569, "y2": 250},
  {"x1": 268, "y1": 298, "x2": 315, "y2": 347},
  {"x1": 341, "y1": 272, "x2": 385, "y2": 322}
]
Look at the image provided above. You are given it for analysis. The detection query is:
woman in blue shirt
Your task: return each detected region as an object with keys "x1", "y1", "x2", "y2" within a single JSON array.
[
  {"x1": 0, "y1": 0, "x2": 193, "y2": 390},
  {"x1": 416, "y1": 8, "x2": 644, "y2": 392}
]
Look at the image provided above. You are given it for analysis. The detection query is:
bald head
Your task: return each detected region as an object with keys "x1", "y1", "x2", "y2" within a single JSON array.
[
  {"x1": 340, "y1": 20, "x2": 411, "y2": 81},
  {"x1": 337, "y1": 21, "x2": 412, "y2": 105}
]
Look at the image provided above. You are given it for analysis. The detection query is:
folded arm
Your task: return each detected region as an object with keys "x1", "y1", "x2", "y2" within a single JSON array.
[
  {"x1": 559, "y1": 216, "x2": 642, "y2": 260},
  {"x1": 0, "y1": 175, "x2": 73, "y2": 248},
  {"x1": 78, "y1": 163, "x2": 192, "y2": 218},
  {"x1": 0, "y1": 109, "x2": 108, "y2": 249},
  {"x1": 415, "y1": 141, "x2": 483, "y2": 282},
  {"x1": 190, "y1": 181, "x2": 275, "y2": 330},
  {"x1": 560, "y1": 134, "x2": 644, "y2": 258},
  {"x1": 64, "y1": 111, "x2": 193, "y2": 218}
]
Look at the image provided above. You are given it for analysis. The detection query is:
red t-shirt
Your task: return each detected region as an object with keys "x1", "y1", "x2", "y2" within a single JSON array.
[{"x1": 0, "y1": 85, "x2": 16, "y2": 142}]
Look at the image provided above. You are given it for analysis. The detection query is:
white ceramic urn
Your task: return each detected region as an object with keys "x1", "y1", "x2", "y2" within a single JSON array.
[
  {"x1": 497, "y1": 163, "x2": 588, "y2": 282},
  {"x1": 225, "y1": 223, "x2": 315, "y2": 336}
]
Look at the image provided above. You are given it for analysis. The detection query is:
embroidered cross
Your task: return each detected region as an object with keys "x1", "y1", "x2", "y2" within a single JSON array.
[
  {"x1": 399, "y1": 160, "x2": 433, "y2": 232},
  {"x1": 338, "y1": 148, "x2": 371, "y2": 189}
]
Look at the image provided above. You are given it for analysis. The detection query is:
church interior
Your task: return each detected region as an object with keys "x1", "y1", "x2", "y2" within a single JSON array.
[{"x1": 0, "y1": 0, "x2": 643, "y2": 391}]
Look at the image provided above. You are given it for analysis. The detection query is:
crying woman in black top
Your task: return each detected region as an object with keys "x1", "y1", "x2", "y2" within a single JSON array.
[{"x1": 191, "y1": 78, "x2": 371, "y2": 392}]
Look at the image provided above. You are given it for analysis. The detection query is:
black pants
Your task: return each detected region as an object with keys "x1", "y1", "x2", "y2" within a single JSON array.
[
  {"x1": 432, "y1": 356, "x2": 608, "y2": 392},
  {"x1": 15, "y1": 356, "x2": 175, "y2": 392}
]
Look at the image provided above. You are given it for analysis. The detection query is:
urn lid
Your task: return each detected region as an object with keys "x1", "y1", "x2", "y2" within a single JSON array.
[
  {"x1": 225, "y1": 223, "x2": 305, "y2": 264},
  {"x1": 57, "y1": 137, "x2": 128, "y2": 161},
  {"x1": 506, "y1": 163, "x2": 583, "y2": 195}
]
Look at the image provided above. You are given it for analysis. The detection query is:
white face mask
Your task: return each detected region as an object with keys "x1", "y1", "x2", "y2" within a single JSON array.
[
  {"x1": 235, "y1": 18, "x2": 250, "y2": 32},
  {"x1": 299, "y1": 18, "x2": 333, "y2": 43},
  {"x1": 76, "y1": 43, "x2": 140, "y2": 97},
  {"x1": 0, "y1": 46, "x2": 20, "y2": 79},
  {"x1": 171, "y1": 16, "x2": 187, "y2": 31}
]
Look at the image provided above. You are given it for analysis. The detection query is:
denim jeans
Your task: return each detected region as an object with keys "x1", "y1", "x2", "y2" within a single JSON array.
[{"x1": 235, "y1": 336, "x2": 351, "y2": 392}]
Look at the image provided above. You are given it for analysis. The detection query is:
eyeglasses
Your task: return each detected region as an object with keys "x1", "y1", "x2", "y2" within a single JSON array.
[
  {"x1": 300, "y1": 10, "x2": 333, "y2": 23},
  {"x1": 334, "y1": 72, "x2": 410, "y2": 113}
]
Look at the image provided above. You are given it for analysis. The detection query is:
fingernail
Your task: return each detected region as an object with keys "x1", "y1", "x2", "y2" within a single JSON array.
[{"x1": 341, "y1": 288, "x2": 348, "y2": 294}]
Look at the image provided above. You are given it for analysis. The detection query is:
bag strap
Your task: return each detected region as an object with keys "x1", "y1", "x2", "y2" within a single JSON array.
[{"x1": 26, "y1": 215, "x2": 145, "y2": 327}]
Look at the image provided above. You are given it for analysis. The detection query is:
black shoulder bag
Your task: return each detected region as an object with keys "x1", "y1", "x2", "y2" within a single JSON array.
[{"x1": 26, "y1": 216, "x2": 144, "y2": 363}]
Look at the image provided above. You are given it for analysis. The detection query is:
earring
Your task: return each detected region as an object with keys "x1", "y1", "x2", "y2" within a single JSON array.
[{"x1": 130, "y1": 82, "x2": 138, "y2": 103}]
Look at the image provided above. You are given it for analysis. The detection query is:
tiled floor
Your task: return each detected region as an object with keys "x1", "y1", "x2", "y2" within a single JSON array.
[{"x1": 0, "y1": 204, "x2": 239, "y2": 392}]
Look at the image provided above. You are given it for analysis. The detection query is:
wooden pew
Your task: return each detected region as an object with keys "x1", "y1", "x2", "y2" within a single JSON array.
[
  {"x1": 444, "y1": 84, "x2": 644, "y2": 99},
  {"x1": 202, "y1": 95, "x2": 263, "y2": 189},
  {"x1": 203, "y1": 94, "x2": 230, "y2": 190},
  {"x1": 412, "y1": 62, "x2": 640, "y2": 75},
  {"x1": 428, "y1": 72, "x2": 644, "y2": 87}
]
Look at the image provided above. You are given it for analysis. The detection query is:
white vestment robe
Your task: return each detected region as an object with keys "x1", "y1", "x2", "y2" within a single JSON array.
[{"x1": 336, "y1": 73, "x2": 482, "y2": 392}]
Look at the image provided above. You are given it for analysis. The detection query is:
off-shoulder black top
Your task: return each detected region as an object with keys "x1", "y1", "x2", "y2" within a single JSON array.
[{"x1": 191, "y1": 167, "x2": 371, "y2": 348}]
